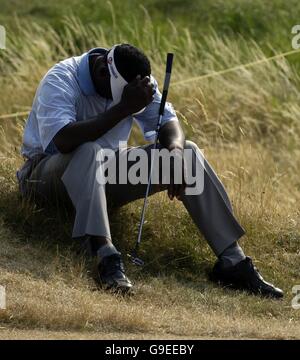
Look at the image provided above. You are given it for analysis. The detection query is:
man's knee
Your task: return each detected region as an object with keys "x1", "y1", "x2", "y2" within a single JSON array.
[
  {"x1": 63, "y1": 141, "x2": 103, "y2": 180},
  {"x1": 184, "y1": 140, "x2": 204, "y2": 159},
  {"x1": 184, "y1": 140, "x2": 199, "y2": 151},
  {"x1": 183, "y1": 139, "x2": 205, "y2": 170},
  {"x1": 74, "y1": 141, "x2": 102, "y2": 160}
]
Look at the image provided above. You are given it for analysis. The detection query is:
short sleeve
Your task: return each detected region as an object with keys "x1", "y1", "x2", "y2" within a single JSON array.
[
  {"x1": 36, "y1": 73, "x2": 77, "y2": 151},
  {"x1": 133, "y1": 76, "x2": 178, "y2": 141}
]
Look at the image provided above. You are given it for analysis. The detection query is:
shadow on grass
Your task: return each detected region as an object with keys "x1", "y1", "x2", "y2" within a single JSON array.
[{"x1": 0, "y1": 169, "x2": 213, "y2": 286}]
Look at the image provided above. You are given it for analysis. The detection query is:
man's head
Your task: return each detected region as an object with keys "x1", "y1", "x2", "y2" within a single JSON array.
[{"x1": 90, "y1": 43, "x2": 151, "y2": 102}]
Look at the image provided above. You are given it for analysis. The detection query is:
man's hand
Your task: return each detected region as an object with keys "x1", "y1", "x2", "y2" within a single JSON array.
[
  {"x1": 120, "y1": 75, "x2": 154, "y2": 115},
  {"x1": 168, "y1": 147, "x2": 186, "y2": 201},
  {"x1": 158, "y1": 121, "x2": 186, "y2": 200}
]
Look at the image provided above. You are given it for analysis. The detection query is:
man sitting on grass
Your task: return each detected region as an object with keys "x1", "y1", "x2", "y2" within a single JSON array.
[{"x1": 17, "y1": 43, "x2": 283, "y2": 298}]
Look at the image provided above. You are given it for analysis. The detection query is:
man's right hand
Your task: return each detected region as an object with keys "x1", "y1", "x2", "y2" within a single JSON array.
[
  {"x1": 53, "y1": 75, "x2": 154, "y2": 154},
  {"x1": 119, "y1": 75, "x2": 154, "y2": 115}
]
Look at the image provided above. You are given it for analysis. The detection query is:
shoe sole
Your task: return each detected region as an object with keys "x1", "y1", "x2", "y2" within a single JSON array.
[
  {"x1": 100, "y1": 281, "x2": 134, "y2": 295},
  {"x1": 209, "y1": 273, "x2": 283, "y2": 299}
]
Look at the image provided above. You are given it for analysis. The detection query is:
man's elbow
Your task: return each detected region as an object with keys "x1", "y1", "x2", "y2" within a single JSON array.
[
  {"x1": 53, "y1": 134, "x2": 72, "y2": 154},
  {"x1": 56, "y1": 144, "x2": 72, "y2": 154}
]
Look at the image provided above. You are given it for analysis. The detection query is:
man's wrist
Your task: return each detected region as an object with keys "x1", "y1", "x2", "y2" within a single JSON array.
[{"x1": 113, "y1": 101, "x2": 131, "y2": 119}]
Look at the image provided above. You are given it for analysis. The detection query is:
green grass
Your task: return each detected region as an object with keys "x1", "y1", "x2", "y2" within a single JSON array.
[{"x1": 1, "y1": 0, "x2": 300, "y2": 50}]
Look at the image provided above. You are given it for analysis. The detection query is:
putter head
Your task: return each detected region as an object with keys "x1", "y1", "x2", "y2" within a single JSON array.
[{"x1": 127, "y1": 251, "x2": 144, "y2": 266}]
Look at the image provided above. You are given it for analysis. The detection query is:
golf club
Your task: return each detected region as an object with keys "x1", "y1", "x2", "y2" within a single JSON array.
[{"x1": 128, "y1": 52, "x2": 174, "y2": 266}]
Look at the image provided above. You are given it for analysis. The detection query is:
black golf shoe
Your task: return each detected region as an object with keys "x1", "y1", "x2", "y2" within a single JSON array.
[
  {"x1": 210, "y1": 256, "x2": 284, "y2": 299},
  {"x1": 97, "y1": 253, "x2": 133, "y2": 293}
]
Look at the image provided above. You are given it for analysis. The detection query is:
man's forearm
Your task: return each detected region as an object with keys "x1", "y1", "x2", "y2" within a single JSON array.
[
  {"x1": 158, "y1": 121, "x2": 185, "y2": 150},
  {"x1": 53, "y1": 103, "x2": 130, "y2": 153},
  {"x1": 158, "y1": 120, "x2": 186, "y2": 200}
]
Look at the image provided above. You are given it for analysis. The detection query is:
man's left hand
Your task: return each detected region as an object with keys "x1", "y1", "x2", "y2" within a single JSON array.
[{"x1": 167, "y1": 147, "x2": 186, "y2": 201}]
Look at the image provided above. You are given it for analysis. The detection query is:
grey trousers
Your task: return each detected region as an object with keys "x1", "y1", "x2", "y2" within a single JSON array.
[{"x1": 21, "y1": 140, "x2": 245, "y2": 256}]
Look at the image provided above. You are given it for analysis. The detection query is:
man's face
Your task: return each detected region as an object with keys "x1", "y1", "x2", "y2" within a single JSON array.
[{"x1": 90, "y1": 55, "x2": 113, "y2": 99}]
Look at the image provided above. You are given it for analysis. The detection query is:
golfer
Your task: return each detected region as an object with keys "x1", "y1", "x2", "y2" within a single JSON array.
[{"x1": 17, "y1": 44, "x2": 283, "y2": 298}]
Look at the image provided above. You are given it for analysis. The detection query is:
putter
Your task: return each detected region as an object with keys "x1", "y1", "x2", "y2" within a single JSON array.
[{"x1": 128, "y1": 53, "x2": 174, "y2": 266}]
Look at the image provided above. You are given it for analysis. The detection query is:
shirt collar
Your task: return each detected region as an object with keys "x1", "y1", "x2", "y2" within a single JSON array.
[{"x1": 77, "y1": 47, "x2": 107, "y2": 96}]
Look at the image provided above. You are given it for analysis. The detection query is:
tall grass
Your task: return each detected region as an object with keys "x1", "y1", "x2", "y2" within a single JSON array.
[
  {"x1": 1, "y1": 12, "x2": 300, "y2": 152},
  {"x1": 1, "y1": 0, "x2": 300, "y2": 52},
  {"x1": 0, "y1": 5, "x2": 299, "y2": 338}
]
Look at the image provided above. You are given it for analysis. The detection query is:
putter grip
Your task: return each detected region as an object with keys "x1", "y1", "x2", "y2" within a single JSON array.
[
  {"x1": 159, "y1": 53, "x2": 174, "y2": 115},
  {"x1": 165, "y1": 52, "x2": 174, "y2": 74}
]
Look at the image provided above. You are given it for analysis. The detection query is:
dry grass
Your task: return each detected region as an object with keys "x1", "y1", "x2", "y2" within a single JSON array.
[
  {"x1": 0, "y1": 143, "x2": 299, "y2": 339},
  {"x1": 0, "y1": 10, "x2": 300, "y2": 339}
]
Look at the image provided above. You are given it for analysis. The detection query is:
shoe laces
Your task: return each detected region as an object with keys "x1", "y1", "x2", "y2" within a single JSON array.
[
  {"x1": 248, "y1": 257, "x2": 260, "y2": 273},
  {"x1": 103, "y1": 254, "x2": 126, "y2": 275},
  {"x1": 244, "y1": 257, "x2": 265, "y2": 282}
]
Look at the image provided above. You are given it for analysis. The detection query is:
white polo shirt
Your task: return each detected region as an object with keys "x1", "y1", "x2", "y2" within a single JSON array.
[{"x1": 21, "y1": 47, "x2": 178, "y2": 159}]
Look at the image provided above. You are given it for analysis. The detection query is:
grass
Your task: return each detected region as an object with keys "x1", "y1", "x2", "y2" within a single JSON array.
[
  {"x1": 1, "y1": 0, "x2": 300, "y2": 51},
  {"x1": 0, "y1": 1, "x2": 300, "y2": 339}
]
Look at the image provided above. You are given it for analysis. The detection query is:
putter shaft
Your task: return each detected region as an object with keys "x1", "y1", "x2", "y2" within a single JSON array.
[{"x1": 131, "y1": 53, "x2": 174, "y2": 264}]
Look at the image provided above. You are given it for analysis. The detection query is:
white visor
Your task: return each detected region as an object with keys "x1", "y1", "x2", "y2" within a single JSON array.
[
  {"x1": 107, "y1": 45, "x2": 147, "y2": 115},
  {"x1": 107, "y1": 45, "x2": 128, "y2": 106}
]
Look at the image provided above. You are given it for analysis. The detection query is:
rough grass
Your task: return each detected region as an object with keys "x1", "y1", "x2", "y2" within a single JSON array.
[
  {"x1": 0, "y1": 2, "x2": 300, "y2": 339},
  {"x1": 1, "y1": 0, "x2": 300, "y2": 54},
  {"x1": 0, "y1": 143, "x2": 299, "y2": 338}
]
